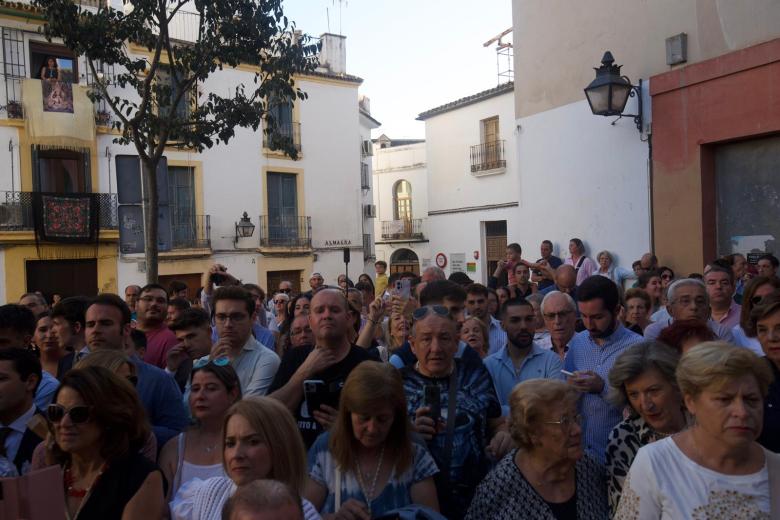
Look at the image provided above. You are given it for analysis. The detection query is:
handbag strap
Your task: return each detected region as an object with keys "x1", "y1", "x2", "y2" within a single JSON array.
[
  {"x1": 767, "y1": 449, "x2": 780, "y2": 517},
  {"x1": 440, "y1": 365, "x2": 458, "y2": 481}
]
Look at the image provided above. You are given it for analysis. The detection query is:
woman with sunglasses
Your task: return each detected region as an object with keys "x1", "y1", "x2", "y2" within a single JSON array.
[
  {"x1": 161, "y1": 360, "x2": 242, "y2": 503},
  {"x1": 269, "y1": 292, "x2": 289, "y2": 333},
  {"x1": 467, "y1": 379, "x2": 608, "y2": 519},
  {"x1": 47, "y1": 366, "x2": 165, "y2": 519},
  {"x1": 170, "y1": 397, "x2": 320, "y2": 519},
  {"x1": 732, "y1": 276, "x2": 780, "y2": 356}
]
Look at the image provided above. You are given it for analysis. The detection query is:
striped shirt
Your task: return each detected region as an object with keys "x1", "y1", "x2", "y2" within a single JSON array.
[
  {"x1": 564, "y1": 325, "x2": 642, "y2": 463},
  {"x1": 488, "y1": 316, "x2": 509, "y2": 356}
]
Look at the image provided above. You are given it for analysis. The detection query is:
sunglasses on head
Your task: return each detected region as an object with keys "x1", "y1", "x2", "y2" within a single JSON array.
[
  {"x1": 412, "y1": 305, "x2": 450, "y2": 321},
  {"x1": 193, "y1": 356, "x2": 230, "y2": 370},
  {"x1": 48, "y1": 404, "x2": 92, "y2": 424}
]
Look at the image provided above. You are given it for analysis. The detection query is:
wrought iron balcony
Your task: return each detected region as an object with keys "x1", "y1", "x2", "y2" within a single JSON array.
[
  {"x1": 171, "y1": 213, "x2": 211, "y2": 249},
  {"x1": 258, "y1": 215, "x2": 311, "y2": 248},
  {"x1": 381, "y1": 219, "x2": 424, "y2": 241},
  {"x1": 470, "y1": 140, "x2": 506, "y2": 173},
  {"x1": 264, "y1": 121, "x2": 302, "y2": 154},
  {"x1": 0, "y1": 191, "x2": 118, "y2": 230}
]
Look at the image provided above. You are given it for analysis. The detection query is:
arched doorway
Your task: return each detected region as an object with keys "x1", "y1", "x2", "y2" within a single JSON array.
[{"x1": 390, "y1": 248, "x2": 420, "y2": 275}]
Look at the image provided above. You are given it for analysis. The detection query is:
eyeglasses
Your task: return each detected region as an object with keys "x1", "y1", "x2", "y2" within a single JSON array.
[
  {"x1": 48, "y1": 404, "x2": 92, "y2": 424},
  {"x1": 214, "y1": 312, "x2": 248, "y2": 323},
  {"x1": 273, "y1": 299, "x2": 286, "y2": 305},
  {"x1": 543, "y1": 310, "x2": 573, "y2": 320},
  {"x1": 752, "y1": 295, "x2": 765, "y2": 306},
  {"x1": 278, "y1": 288, "x2": 292, "y2": 294},
  {"x1": 544, "y1": 413, "x2": 583, "y2": 430},
  {"x1": 671, "y1": 296, "x2": 708, "y2": 307},
  {"x1": 412, "y1": 305, "x2": 450, "y2": 321},
  {"x1": 661, "y1": 274, "x2": 673, "y2": 280},
  {"x1": 193, "y1": 356, "x2": 230, "y2": 370}
]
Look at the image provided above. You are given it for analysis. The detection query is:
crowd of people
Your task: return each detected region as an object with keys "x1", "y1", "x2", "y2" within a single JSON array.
[{"x1": 2, "y1": 238, "x2": 780, "y2": 519}]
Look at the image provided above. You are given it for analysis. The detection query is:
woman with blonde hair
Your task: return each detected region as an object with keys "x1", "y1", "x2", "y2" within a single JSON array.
[
  {"x1": 170, "y1": 397, "x2": 320, "y2": 519},
  {"x1": 305, "y1": 361, "x2": 439, "y2": 518},
  {"x1": 616, "y1": 342, "x2": 780, "y2": 518},
  {"x1": 460, "y1": 316, "x2": 489, "y2": 358}
]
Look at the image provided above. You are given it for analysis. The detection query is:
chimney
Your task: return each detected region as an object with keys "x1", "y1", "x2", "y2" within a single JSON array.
[{"x1": 318, "y1": 33, "x2": 347, "y2": 75}]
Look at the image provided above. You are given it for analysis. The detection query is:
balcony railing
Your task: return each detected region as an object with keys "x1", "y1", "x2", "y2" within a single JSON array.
[
  {"x1": 171, "y1": 213, "x2": 210, "y2": 249},
  {"x1": 0, "y1": 191, "x2": 118, "y2": 230},
  {"x1": 381, "y1": 219, "x2": 424, "y2": 241},
  {"x1": 362, "y1": 233, "x2": 374, "y2": 261},
  {"x1": 470, "y1": 140, "x2": 506, "y2": 173},
  {"x1": 258, "y1": 215, "x2": 311, "y2": 248},
  {"x1": 264, "y1": 121, "x2": 302, "y2": 154}
]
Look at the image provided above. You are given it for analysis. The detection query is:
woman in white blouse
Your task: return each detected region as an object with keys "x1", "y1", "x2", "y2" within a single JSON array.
[{"x1": 615, "y1": 342, "x2": 780, "y2": 519}]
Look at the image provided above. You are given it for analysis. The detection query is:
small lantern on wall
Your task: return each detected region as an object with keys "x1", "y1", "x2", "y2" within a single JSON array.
[{"x1": 584, "y1": 51, "x2": 643, "y2": 132}]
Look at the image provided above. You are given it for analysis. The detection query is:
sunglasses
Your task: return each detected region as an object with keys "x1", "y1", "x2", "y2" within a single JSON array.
[
  {"x1": 752, "y1": 295, "x2": 765, "y2": 306},
  {"x1": 48, "y1": 404, "x2": 92, "y2": 424},
  {"x1": 273, "y1": 299, "x2": 286, "y2": 305},
  {"x1": 278, "y1": 289, "x2": 292, "y2": 294},
  {"x1": 412, "y1": 305, "x2": 450, "y2": 321},
  {"x1": 193, "y1": 356, "x2": 230, "y2": 370}
]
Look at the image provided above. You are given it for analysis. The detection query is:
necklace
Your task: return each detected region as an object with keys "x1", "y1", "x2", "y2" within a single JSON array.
[
  {"x1": 64, "y1": 462, "x2": 108, "y2": 498},
  {"x1": 355, "y1": 444, "x2": 385, "y2": 517},
  {"x1": 203, "y1": 442, "x2": 219, "y2": 453}
]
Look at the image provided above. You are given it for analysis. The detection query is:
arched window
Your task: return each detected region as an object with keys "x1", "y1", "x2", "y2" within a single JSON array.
[{"x1": 393, "y1": 180, "x2": 412, "y2": 221}]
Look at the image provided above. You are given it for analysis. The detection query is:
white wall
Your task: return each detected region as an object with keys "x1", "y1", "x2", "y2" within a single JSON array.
[{"x1": 513, "y1": 97, "x2": 651, "y2": 268}]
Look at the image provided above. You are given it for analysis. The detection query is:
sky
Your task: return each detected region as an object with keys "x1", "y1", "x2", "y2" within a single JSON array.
[{"x1": 281, "y1": 0, "x2": 513, "y2": 138}]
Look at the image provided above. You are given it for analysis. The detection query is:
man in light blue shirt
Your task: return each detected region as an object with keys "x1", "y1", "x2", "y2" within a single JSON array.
[
  {"x1": 465, "y1": 283, "x2": 507, "y2": 355},
  {"x1": 564, "y1": 275, "x2": 642, "y2": 463},
  {"x1": 484, "y1": 299, "x2": 563, "y2": 416}
]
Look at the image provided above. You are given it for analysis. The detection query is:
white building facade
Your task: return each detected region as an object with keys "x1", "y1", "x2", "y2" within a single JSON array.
[{"x1": 0, "y1": 3, "x2": 376, "y2": 301}]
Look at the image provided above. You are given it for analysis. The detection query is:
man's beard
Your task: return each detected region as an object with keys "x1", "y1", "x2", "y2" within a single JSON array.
[{"x1": 589, "y1": 315, "x2": 616, "y2": 340}]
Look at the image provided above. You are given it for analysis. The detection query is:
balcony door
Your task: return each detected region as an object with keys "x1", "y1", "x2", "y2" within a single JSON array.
[
  {"x1": 33, "y1": 148, "x2": 90, "y2": 193},
  {"x1": 480, "y1": 116, "x2": 499, "y2": 166},
  {"x1": 267, "y1": 172, "x2": 298, "y2": 244},
  {"x1": 168, "y1": 166, "x2": 196, "y2": 248}
]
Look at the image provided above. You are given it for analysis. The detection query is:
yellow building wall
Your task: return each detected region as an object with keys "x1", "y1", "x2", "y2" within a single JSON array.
[
  {"x1": 4, "y1": 242, "x2": 119, "y2": 301},
  {"x1": 256, "y1": 255, "x2": 313, "y2": 290}
]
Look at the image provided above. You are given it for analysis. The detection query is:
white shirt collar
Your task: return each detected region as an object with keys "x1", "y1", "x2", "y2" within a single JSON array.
[{"x1": 3, "y1": 404, "x2": 36, "y2": 434}]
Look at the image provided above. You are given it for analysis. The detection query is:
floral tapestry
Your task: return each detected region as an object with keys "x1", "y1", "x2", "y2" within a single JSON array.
[{"x1": 32, "y1": 193, "x2": 99, "y2": 243}]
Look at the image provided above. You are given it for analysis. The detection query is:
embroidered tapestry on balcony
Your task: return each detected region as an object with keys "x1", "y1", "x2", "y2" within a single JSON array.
[
  {"x1": 21, "y1": 79, "x2": 95, "y2": 151},
  {"x1": 31, "y1": 192, "x2": 100, "y2": 244}
]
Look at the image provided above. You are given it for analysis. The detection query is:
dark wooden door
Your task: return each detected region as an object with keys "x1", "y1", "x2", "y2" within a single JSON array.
[
  {"x1": 26, "y1": 259, "x2": 98, "y2": 298},
  {"x1": 266, "y1": 270, "x2": 302, "y2": 295},
  {"x1": 159, "y1": 273, "x2": 202, "y2": 302}
]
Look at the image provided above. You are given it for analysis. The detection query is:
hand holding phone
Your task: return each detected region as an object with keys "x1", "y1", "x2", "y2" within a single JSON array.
[{"x1": 423, "y1": 384, "x2": 441, "y2": 421}]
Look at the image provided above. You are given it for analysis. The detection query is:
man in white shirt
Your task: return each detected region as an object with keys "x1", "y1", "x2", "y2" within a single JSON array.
[{"x1": 211, "y1": 286, "x2": 280, "y2": 396}]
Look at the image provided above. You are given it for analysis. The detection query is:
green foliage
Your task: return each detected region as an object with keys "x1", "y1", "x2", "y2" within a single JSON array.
[{"x1": 32, "y1": 0, "x2": 320, "y2": 161}]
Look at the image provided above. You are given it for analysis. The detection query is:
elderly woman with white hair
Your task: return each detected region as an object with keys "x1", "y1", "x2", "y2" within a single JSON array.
[
  {"x1": 605, "y1": 341, "x2": 688, "y2": 516},
  {"x1": 595, "y1": 250, "x2": 635, "y2": 289},
  {"x1": 466, "y1": 379, "x2": 608, "y2": 519},
  {"x1": 615, "y1": 342, "x2": 780, "y2": 518}
]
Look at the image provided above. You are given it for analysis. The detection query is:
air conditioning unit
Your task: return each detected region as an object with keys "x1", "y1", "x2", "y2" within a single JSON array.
[
  {"x1": 361, "y1": 139, "x2": 373, "y2": 157},
  {"x1": 362, "y1": 204, "x2": 376, "y2": 218},
  {"x1": 0, "y1": 204, "x2": 23, "y2": 229}
]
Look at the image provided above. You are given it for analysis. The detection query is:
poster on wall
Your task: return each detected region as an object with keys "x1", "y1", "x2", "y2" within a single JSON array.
[{"x1": 450, "y1": 253, "x2": 466, "y2": 273}]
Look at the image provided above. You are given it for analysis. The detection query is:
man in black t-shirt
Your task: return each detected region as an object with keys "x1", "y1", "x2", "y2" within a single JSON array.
[{"x1": 268, "y1": 288, "x2": 376, "y2": 447}]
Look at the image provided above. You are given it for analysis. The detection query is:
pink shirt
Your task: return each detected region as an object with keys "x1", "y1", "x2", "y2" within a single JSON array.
[
  {"x1": 715, "y1": 300, "x2": 742, "y2": 331},
  {"x1": 565, "y1": 256, "x2": 597, "y2": 286},
  {"x1": 142, "y1": 325, "x2": 179, "y2": 369}
]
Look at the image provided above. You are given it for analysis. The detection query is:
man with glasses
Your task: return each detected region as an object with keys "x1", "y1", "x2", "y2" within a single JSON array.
[
  {"x1": 402, "y1": 304, "x2": 509, "y2": 519},
  {"x1": 539, "y1": 291, "x2": 578, "y2": 360},
  {"x1": 278, "y1": 280, "x2": 294, "y2": 296},
  {"x1": 564, "y1": 275, "x2": 642, "y2": 463},
  {"x1": 84, "y1": 293, "x2": 188, "y2": 447},
  {"x1": 643, "y1": 278, "x2": 735, "y2": 342},
  {"x1": 268, "y1": 288, "x2": 377, "y2": 448},
  {"x1": 0, "y1": 348, "x2": 44, "y2": 475},
  {"x1": 137, "y1": 284, "x2": 179, "y2": 369},
  {"x1": 211, "y1": 286, "x2": 280, "y2": 397}
]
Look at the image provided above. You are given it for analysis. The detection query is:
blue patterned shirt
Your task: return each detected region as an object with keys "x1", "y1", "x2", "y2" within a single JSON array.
[
  {"x1": 564, "y1": 325, "x2": 642, "y2": 463},
  {"x1": 487, "y1": 317, "x2": 508, "y2": 356}
]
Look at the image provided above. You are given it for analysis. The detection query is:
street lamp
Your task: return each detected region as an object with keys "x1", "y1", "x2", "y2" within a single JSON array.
[
  {"x1": 234, "y1": 211, "x2": 255, "y2": 245},
  {"x1": 584, "y1": 51, "x2": 643, "y2": 132}
]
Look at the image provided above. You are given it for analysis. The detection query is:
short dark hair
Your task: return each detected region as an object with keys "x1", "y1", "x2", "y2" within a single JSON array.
[
  {"x1": 168, "y1": 298, "x2": 191, "y2": 311},
  {"x1": 705, "y1": 264, "x2": 734, "y2": 286},
  {"x1": 50, "y1": 296, "x2": 91, "y2": 329},
  {"x1": 448, "y1": 272, "x2": 473, "y2": 287},
  {"x1": 0, "y1": 348, "x2": 42, "y2": 392},
  {"x1": 638, "y1": 270, "x2": 662, "y2": 289},
  {"x1": 129, "y1": 329, "x2": 147, "y2": 350},
  {"x1": 542, "y1": 240, "x2": 553, "y2": 248},
  {"x1": 0, "y1": 304, "x2": 37, "y2": 337},
  {"x1": 212, "y1": 286, "x2": 255, "y2": 316},
  {"x1": 169, "y1": 307, "x2": 211, "y2": 331},
  {"x1": 465, "y1": 283, "x2": 489, "y2": 297},
  {"x1": 419, "y1": 280, "x2": 467, "y2": 306},
  {"x1": 577, "y1": 275, "x2": 620, "y2": 312},
  {"x1": 632, "y1": 260, "x2": 641, "y2": 269},
  {"x1": 140, "y1": 283, "x2": 168, "y2": 299},
  {"x1": 759, "y1": 254, "x2": 779, "y2": 268},
  {"x1": 500, "y1": 297, "x2": 533, "y2": 319},
  {"x1": 355, "y1": 281, "x2": 373, "y2": 294},
  {"x1": 243, "y1": 283, "x2": 266, "y2": 301},
  {"x1": 507, "y1": 243, "x2": 522, "y2": 255},
  {"x1": 89, "y1": 293, "x2": 132, "y2": 325},
  {"x1": 375, "y1": 260, "x2": 388, "y2": 268},
  {"x1": 167, "y1": 280, "x2": 188, "y2": 296}
]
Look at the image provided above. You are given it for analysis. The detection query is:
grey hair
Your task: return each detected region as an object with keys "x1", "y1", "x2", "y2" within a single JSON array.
[
  {"x1": 607, "y1": 341, "x2": 681, "y2": 410},
  {"x1": 540, "y1": 290, "x2": 576, "y2": 314},
  {"x1": 666, "y1": 278, "x2": 708, "y2": 305},
  {"x1": 526, "y1": 292, "x2": 545, "y2": 307},
  {"x1": 274, "y1": 292, "x2": 290, "y2": 302},
  {"x1": 222, "y1": 479, "x2": 302, "y2": 520},
  {"x1": 422, "y1": 266, "x2": 446, "y2": 281},
  {"x1": 596, "y1": 250, "x2": 613, "y2": 263}
]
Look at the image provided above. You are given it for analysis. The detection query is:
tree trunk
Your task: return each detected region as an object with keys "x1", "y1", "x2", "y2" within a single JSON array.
[{"x1": 141, "y1": 158, "x2": 159, "y2": 284}]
